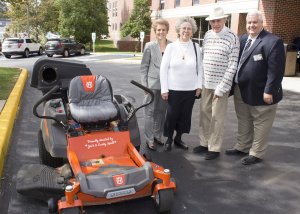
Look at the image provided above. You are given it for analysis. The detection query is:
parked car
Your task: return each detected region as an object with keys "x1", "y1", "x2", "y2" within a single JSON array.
[
  {"x1": 44, "y1": 38, "x2": 85, "y2": 57},
  {"x1": 2, "y1": 38, "x2": 43, "y2": 58}
]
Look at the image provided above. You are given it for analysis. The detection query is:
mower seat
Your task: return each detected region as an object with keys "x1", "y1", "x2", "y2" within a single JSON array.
[{"x1": 68, "y1": 75, "x2": 118, "y2": 123}]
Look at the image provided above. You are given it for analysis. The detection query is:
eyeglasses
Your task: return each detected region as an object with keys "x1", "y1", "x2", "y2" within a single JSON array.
[{"x1": 180, "y1": 27, "x2": 192, "y2": 31}]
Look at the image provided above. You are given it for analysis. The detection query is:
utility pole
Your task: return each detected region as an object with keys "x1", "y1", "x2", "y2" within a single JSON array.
[{"x1": 26, "y1": 1, "x2": 29, "y2": 34}]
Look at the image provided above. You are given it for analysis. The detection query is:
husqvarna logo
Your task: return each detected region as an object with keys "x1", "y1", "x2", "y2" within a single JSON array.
[
  {"x1": 113, "y1": 174, "x2": 125, "y2": 186},
  {"x1": 86, "y1": 81, "x2": 93, "y2": 89}
]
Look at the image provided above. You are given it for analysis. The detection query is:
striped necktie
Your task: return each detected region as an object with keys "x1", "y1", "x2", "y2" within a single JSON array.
[
  {"x1": 235, "y1": 39, "x2": 252, "y2": 83},
  {"x1": 243, "y1": 39, "x2": 252, "y2": 53}
]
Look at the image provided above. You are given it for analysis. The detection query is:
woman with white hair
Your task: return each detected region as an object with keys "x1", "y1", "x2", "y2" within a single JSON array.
[{"x1": 160, "y1": 16, "x2": 203, "y2": 152}]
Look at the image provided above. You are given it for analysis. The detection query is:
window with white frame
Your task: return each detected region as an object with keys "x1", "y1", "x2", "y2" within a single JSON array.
[
  {"x1": 175, "y1": 0, "x2": 180, "y2": 7},
  {"x1": 193, "y1": 0, "x2": 199, "y2": 5}
]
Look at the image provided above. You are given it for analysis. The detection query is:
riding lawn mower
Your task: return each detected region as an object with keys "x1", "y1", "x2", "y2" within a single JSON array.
[{"x1": 16, "y1": 58, "x2": 176, "y2": 213}]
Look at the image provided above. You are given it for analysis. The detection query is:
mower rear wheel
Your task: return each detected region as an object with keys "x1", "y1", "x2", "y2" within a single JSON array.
[
  {"x1": 154, "y1": 188, "x2": 174, "y2": 213},
  {"x1": 38, "y1": 130, "x2": 63, "y2": 168},
  {"x1": 60, "y1": 207, "x2": 81, "y2": 214}
]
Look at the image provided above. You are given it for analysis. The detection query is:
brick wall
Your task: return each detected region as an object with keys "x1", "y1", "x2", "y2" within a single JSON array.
[
  {"x1": 149, "y1": 0, "x2": 300, "y2": 45},
  {"x1": 259, "y1": 0, "x2": 300, "y2": 44},
  {"x1": 117, "y1": 35, "x2": 150, "y2": 51}
]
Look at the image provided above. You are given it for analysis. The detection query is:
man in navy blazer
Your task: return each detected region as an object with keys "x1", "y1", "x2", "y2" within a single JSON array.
[{"x1": 226, "y1": 10, "x2": 285, "y2": 165}]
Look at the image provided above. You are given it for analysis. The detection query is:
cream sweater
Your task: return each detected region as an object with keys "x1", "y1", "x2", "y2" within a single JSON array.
[
  {"x1": 160, "y1": 39, "x2": 203, "y2": 94},
  {"x1": 202, "y1": 26, "x2": 240, "y2": 96}
]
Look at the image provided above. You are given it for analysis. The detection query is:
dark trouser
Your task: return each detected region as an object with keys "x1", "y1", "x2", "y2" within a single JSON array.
[{"x1": 163, "y1": 90, "x2": 196, "y2": 138}]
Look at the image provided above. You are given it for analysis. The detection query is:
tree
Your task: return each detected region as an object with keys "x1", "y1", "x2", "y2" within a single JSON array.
[
  {"x1": 0, "y1": 2, "x2": 8, "y2": 18},
  {"x1": 55, "y1": 0, "x2": 108, "y2": 44},
  {"x1": 1, "y1": 0, "x2": 23, "y2": 6},
  {"x1": 5, "y1": 0, "x2": 43, "y2": 40},
  {"x1": 121, "y1": 0, "x2": 151, "y2": 40},
  {"x1": 38, "y1": 0, "x2": 59, "y2": 34}
]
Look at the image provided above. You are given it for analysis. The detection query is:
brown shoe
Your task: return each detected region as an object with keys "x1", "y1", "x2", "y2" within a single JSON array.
[{"x1": 147, "y1": 141, "x2": 157, "y2": 151}]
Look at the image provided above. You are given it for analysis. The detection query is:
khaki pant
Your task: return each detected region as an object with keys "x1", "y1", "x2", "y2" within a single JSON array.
[
  {"x1": 199, "y1": 88, "x2": 229, "y2": 152},
  {"x1": 234, "y1": 86, "x2": 277, "y2": 158}
]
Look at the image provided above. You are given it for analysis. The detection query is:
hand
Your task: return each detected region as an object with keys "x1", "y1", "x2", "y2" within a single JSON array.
[
  {"x1": 263, "y1": 93, "x2": 273, "y2": 104},
  {"x1": 196, "y1": 88, "x2": 202, "y2": 97},
  {"x1": 161, "y1": 92, "x2": 168, "y2": 101},
  {"x1": 213, "y1": 94, "x2": 220, "y2": 100}
]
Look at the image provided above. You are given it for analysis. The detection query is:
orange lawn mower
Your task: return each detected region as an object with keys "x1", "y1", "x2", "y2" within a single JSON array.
[{"x1": 16, "y1": 58, "x2": 176, "y2": 214}]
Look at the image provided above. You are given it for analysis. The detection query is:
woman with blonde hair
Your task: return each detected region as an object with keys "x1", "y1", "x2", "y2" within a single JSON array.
[{"x1": 140, "y1": 18, "x2": 171, "y2": 151}]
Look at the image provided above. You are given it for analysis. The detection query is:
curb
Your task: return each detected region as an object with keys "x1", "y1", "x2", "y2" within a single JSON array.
[{"x1": 0, "y1": 69, "x2": 28, "y2": 176}]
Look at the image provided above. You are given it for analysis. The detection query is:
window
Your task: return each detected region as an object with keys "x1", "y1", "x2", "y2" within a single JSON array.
[
  {"x1": 160, "y1": 0, "x2": 165, "y2": 10},
  {"x1": 175, "y1": 0, "x2": 180, "y2": 7},
  {"x1": 193, "y1": 0, "x2": 199, "y2": 5},
  {"x1": 112, "y1": 1, "x2": 117, "y2": 17}
]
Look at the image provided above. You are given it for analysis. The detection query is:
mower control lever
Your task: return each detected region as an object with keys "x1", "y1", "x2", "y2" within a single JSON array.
[
  {"x1": 33, "y1": 85, "x2": 67, "y2": 129},
  {"x1": 127, "y1": 80, "x2": 154, "y2": 121}
]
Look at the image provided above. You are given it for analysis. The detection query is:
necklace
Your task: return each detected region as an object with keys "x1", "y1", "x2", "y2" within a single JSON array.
[{"x1": 179, "y1": 41, "x2": 190, "y2": 60}]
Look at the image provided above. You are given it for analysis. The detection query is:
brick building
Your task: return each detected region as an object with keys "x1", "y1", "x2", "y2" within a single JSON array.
[
  {"x1": 150, "y1": 0, "x2": 300, "y2": 46},
  {"x1": 107, "y1": 0, "x2": 300, "y2": 51},
  {"x1": 107, "y1": 0, "x2": 145, "y2": 51}
]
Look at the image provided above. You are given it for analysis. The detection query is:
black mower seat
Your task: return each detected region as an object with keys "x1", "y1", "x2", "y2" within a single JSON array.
[{"x1": 68, "y1": 75, "x2": 118, "y2": 123}]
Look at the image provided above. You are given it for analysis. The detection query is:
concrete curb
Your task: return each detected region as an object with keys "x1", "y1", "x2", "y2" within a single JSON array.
[{"x1": 0, "y1": 69, "x2": 28, "y2": 176}]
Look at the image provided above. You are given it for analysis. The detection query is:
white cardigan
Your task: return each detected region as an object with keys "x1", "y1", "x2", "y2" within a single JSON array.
[{"x1": 160, "y1": 39, "x2": 203, "y2": 94}]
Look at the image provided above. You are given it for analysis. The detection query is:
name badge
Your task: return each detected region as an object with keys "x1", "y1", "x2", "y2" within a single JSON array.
[{"x1": 253, "y1": 54, "x2": 263, "y2": 61}]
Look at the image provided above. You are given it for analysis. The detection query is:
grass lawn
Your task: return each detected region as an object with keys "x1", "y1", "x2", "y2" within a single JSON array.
[
  {"x1": 0, "y1": 67, "x2": 20, "y2": 100},
  {"x1": 94, "y1": 39, "x2": 119, "y2": 52},
  {"x1": 90, "y1": 39, "x2": 138, "y2": 54}
]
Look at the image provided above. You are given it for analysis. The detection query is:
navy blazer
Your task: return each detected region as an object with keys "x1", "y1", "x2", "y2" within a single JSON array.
[{"x1": 237, "y1": 29, "x2": 285, "y2": 106}]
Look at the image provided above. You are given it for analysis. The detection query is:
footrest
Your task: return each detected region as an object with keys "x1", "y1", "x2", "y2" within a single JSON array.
[{"x1": 16, "y1": 164, "x2": 65, "y2": 201}]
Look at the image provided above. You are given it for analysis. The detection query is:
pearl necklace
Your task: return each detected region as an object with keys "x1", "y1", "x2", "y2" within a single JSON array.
[{"x1": 179, "y1": 41, "x2": 190, "y2": 60}]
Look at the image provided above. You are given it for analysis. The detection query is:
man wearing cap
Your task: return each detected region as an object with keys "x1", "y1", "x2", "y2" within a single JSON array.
[
  {"x1": 193, "y1": 7, "x2": 239, "y2": 160},
  {"x1": 225, "y1": 10, "x2": 285, "y2": 165}
]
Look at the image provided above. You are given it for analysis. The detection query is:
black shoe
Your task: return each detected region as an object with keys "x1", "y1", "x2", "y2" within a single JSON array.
[
  {"x1": 241, "y1": 155, "x2": 262, "y2": 165},
  {"x1": 164, "y1": 139, "x2": 172, "y2": 152},
  {"x1": 154, "y1": 138, "x2": 164, "y2": 145},
  {"x1": 174, "y1": 139, "x2": 188, "y2": 150},
  {"x1": 205, "y1": 151, "x2": 220, "y2": 160},
  {"x1": 193, "y1": 145, "x2": 208, "y2": 153},
  {"x1": 225, "y1": 148, "x2": 248, "y2": 156},
  {"x1": 147, "y1": 141, "x2": 157, "y2": 151}
]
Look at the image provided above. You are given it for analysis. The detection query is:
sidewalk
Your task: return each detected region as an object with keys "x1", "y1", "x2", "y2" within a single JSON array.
[
  {"x1": 0, "y1": 100, "x2": 5, "y2": 112},
  {"x1": 282, "y1": 75, "x2": 300, "y2": 93}
]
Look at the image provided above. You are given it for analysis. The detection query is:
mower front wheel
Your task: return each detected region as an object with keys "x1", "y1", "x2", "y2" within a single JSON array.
[
  {"x1": 154, "y1": 188, "x2": 174, "y2": 213},
  {"x1": 38, "y1": 130, "x2": 63, "y2": 168}
]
